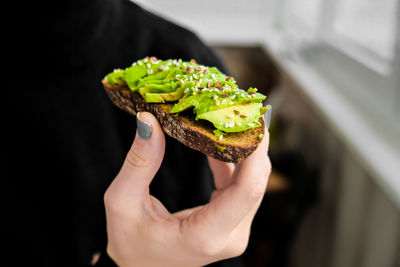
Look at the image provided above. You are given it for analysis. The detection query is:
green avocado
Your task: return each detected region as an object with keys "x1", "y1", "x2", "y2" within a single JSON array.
[
  {"x1": 105, "y1": 57, "x2": 268, "y2": 134},
  {"x1": 143, "y1": 87, "x2": 185, "y2": 103},
  {"x1": 196, "y1": 102, "x2": 264, "y2": 132}
]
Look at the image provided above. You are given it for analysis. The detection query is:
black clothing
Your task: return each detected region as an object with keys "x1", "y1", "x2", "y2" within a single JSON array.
[{"x1": 5, "y1": 0, "x2": 236, "y2": 266}]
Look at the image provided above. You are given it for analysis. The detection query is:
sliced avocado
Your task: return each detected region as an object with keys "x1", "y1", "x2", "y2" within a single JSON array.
[
  {"x1": 194, "y1": 92, "x2": 266, "y2": 115},
  {"x1": 105, "y1": 57, "x2": 268, "y2": 134},
  {"x1": 196, "y1": 102, "x2": 263, "y2": 133},
  {"x1": 124, "y1": 64, "x2": 148, "y2": 91},
  {"x1": 106, "y1": 71, "x2": 125, "y2": 86},
  {"x1": 170, "y1": 92, "x2": 212, "y2": 113},
  {"x1": 138, "y1": 81, "x2": 180, "y2": 94},
  {"x1": 143, "y1": 87, "x2": 185, "y2": 103}
]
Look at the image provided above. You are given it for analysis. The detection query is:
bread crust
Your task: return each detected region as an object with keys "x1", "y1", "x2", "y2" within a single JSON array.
[{"x1": 102, "y1": 79, "x2": 264, "y2": 163}]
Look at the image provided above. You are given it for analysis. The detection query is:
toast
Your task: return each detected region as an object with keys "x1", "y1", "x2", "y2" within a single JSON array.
[
  {"x1": 102, "y1": 79, "x2": 265, "y2": 163},
  {"x1": 102, "y1": 57, "x2": 267, "y2": 163}
]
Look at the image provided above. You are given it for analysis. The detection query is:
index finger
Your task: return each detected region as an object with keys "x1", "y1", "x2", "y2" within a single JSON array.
[{"x1": 196, "y1": 132, "x2": 271, "y2": 236}]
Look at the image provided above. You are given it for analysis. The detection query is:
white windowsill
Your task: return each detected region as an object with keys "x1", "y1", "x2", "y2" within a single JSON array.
[{"x1": 261, "y1": 40, "x2": 400, "y2": 209}]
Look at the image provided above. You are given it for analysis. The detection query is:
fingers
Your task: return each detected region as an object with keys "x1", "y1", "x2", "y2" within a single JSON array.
[
  {"x1": 198, "y1": 132, "x2": 271, "y2": 235},
  {"x1": 105, "y1": 112, "x2": 166, "y2": 207},
  {"x1": 207, "y1": 156, "x2": 235, "y2": 190}
]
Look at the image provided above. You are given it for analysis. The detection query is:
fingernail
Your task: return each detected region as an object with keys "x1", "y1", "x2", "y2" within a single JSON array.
[
  {"x1": 264, "y1": 105, "x2": 272, "y2": 130},
  {"x1": 136, "y1": 112, "x2": 152, "y2": 140}
]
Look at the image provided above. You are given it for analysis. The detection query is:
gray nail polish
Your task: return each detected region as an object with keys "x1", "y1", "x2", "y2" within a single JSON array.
[
  {"x1": 264, "y1": 105, "x2": 272, "y2": 130},
  {"x1": 136, "y1": 112, "x2": 152, "y2": 140}
]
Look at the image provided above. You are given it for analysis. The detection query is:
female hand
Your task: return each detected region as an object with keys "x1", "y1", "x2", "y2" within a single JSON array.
[{"x1": 104, "y1": 112, "x2": 271, "y2": 266}]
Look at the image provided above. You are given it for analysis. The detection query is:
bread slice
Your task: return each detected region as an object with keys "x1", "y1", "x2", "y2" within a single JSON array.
[{"x1": 102, "y1": 79, "x2": 265, "y2": 163}]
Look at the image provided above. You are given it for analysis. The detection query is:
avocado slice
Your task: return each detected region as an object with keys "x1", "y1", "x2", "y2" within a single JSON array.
[
  {"x1": 143, "y1": 87, "x2": 185, "y2": 103},
  {"x1": 196, "y1": 102, "x2": 264, "y2": 133},
  {"x1": 105, "y1": 57, "x2": 268, "y2": 133}
]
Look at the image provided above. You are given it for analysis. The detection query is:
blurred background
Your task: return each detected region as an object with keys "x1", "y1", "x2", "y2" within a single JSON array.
[{"x1": 132, "y1": 1, "x2": 400, "y2": 267}]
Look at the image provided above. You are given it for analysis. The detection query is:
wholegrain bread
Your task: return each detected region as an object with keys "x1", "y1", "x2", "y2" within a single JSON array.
[{"x1": 102, "y1": 79, "x2": 265, "y2": 163}]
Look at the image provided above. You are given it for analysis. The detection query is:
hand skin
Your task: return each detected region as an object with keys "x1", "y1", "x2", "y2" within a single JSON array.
[{"x1": 104, "y1": 112, "x2": 271, "y2": 267}]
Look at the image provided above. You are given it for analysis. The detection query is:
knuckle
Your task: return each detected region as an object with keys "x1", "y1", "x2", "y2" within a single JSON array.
[
  {"x1": 228, "y1": 239, "x2": 249, "y2": 257},
  {"x1": 126, "y1": 149, "x2": 149, "y2": 168},
  {"x1": 248, "y1": 181, "x2": 267, "y2": 199},
  {"x1": 266, "y1": 157, "x2": 272, "y2": 175},
  {"x1": 226, "y1": 232, "x2": 250, "y2": 257},
  {"x1": 189, "y1": 232, "x2": 227, "y2": 258},
  {"x1": 103, "y1": 188, "x2": 112, "y2": 207},
  {"x1": 197, "y1": 238, "x2": 226, "y2": 257}
]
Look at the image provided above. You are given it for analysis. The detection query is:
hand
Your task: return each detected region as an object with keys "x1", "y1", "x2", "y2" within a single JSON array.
[{"x1": 104, "y1": 112, "x2": 271, "y2": 267}]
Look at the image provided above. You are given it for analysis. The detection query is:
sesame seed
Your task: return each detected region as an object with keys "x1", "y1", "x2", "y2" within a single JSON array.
[
  {"x1": 138, "y1": 61, "x2": 143, "y2": 65},
  {"x1": 216, "y1": 100, "x2": 220, "y2": 106},
  {"x1": 236, "y1": 122, "x2": 242, "y2": 126},
  {"x1": 147, "y1": 63, "x2": 151, "y2": 68},
  {"x1": 193, "y1": 92, "x2": 197, "y2": 95},
  {"x1": 147, "y1": 69, "x2": 153, "y2": 74},
  {"x1": 241, "y1": 94, "x2": 245, "y2": 97},
  {"x1": 229, "y1": 121, "x2": 235, "y2": 127},
  {"x1": 229, "y1": 102, "x2": 234, "y2": 105},
  {"x1": 248, "y1": 123, "x2": 255, "y2": 127},
  {"x1": 219, "y1": 135, "x2": 223, "y2": 141},
  {"x1": 226, "y1": 114, "x2": 234, "y2": 119},
  {"x1": 213, "y1": 95, "x2": 218, "y2": 100},
  {"x1": 221, "y1": 99, "x2": 227, "y2": 105},
  {"x1": 224, "y1": 122, "x2": 229, "y2": 128},
  {"x1": 231, "y1": 95, "x2": 236, "y2": 100},
  {"x1": 208, "y1": 81, "x2": 212, "y2": 88},
  {"x1": 184, "y1": 88, "x2": 189, "y2": 94},
  {"x1": 193, "y1": 74, "x2": 198, "y2": 79}
]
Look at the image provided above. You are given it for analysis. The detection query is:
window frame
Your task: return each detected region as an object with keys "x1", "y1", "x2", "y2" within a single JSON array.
[{"x1": 277, "y1": 0, "x2": 400, "y2": 131}]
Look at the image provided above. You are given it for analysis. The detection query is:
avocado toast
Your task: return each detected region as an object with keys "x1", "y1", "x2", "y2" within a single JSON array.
[{"x1": 102, "y1": 57, "x2": 268, "y2": 163}]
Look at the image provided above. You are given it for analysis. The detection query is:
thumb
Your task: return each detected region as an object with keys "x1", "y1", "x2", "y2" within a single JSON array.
[{"x1": 108, "y1": 112, "x2": 166, "y2": 203}]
